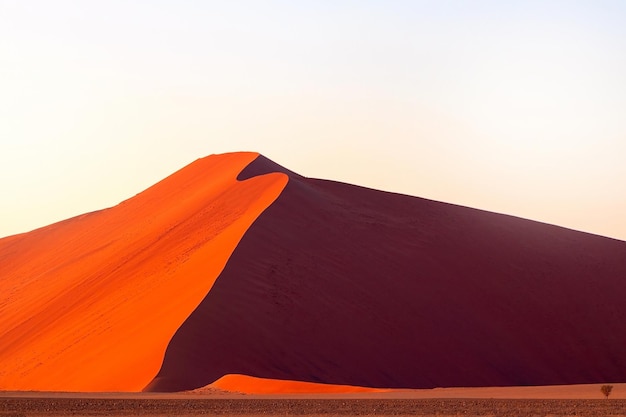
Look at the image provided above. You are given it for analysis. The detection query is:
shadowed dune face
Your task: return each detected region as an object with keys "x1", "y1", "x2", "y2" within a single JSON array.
[
  {"x1": 147, "y1": 155, "x2": 626, "y2": 392},
  {"x1": 0, "y1": 152, "x2": 287, "y2": 391}
]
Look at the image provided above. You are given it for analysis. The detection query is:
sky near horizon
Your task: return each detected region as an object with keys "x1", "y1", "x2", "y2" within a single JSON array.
[{"x1": 1, "y1": 1, "x2": 626, "y2": 240}]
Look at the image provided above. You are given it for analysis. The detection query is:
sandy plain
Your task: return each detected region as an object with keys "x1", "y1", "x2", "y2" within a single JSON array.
[{"x1": 2, "y1": 384, "x2": 626, "y2": 417}]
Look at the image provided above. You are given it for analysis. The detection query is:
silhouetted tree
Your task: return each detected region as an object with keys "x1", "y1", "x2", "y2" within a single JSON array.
[{"x1": 601, "y1": 385, "x2": 613, "y2": 399}]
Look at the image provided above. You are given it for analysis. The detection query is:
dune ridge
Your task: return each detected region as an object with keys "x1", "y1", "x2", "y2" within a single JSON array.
[{"x1": 0, "y1": 152, "x2": 287, "y2": 391}]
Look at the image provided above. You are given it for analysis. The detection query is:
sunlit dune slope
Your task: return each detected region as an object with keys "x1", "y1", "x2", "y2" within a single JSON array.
[
  {"x1": 208, "y1": 374, "x2": 387, "y2": 394},
  {"x1": 0, "y1": 152, "x2": 287, "y2": 391},
  {"x1": 201, "y1": 377, "x2": 626, "y2": 398},
  {"x1": 148, "y1": 155, "x2": 626, "y2": 392}
]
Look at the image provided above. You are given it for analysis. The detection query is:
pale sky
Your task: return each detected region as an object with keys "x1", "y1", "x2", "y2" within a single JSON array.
[{"x1": 2, "y1": 1, "x2": 626, "y2": 240}]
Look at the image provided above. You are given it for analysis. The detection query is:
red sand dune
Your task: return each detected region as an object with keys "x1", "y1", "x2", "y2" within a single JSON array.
[
  {"x1": 2, "y1": 152, "x2": 626, "y2": 394},
  {"x1": 0, "y1": 152, "x2": 287, "y2": 391},
  {"x1": 146, "y1": 154, "x2": 626, "y2": 392}
]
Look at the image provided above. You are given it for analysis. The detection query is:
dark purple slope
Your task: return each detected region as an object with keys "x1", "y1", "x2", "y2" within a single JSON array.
[{"x1": 146, "y1": 155, "x2": 626, "y2": 392}]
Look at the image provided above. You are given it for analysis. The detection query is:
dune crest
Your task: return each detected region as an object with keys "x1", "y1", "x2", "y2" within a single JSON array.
[{"x1": 0, "y1": 152, "x2": 287, "y2": 391}]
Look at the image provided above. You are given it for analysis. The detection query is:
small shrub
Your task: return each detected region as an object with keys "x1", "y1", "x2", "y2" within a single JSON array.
[{"x1": 601, "y1": 384, "x2": 613, "y2": 399}]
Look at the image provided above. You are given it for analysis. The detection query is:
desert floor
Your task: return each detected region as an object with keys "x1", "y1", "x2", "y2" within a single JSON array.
[{"x1": 2, "y1": 384, "x2": 626, "y2": 417}]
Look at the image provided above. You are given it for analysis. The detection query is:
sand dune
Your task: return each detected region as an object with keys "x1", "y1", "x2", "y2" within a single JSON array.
[
  {"x1": 2, "y1": 152, "x2": 626, "y2": 394},
  {"x1": 148, "y1": 154, "x2": 626, "y2": 392},
  {"x1": 0, "y1": 152, "x2": 287, "y2": 391}
]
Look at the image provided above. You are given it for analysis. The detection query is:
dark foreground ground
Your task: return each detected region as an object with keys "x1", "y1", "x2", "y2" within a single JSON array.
[{"x1": 1, "y1": 398, "x2": 626, "y2": 417}]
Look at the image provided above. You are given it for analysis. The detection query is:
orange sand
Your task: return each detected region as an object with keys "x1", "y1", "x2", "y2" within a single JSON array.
[
  {"x1": 0, "y1": 152, "x2": 287, "y2": 392},
  {"x1": 210, "y1": 374, "x2": 388, "y2": 394},
  {"x1": 195, "y1": 376, "x2": 626, "y2": 399}
]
